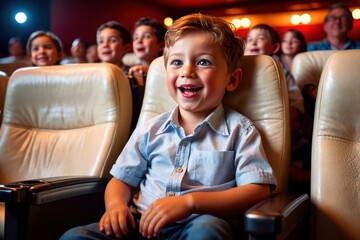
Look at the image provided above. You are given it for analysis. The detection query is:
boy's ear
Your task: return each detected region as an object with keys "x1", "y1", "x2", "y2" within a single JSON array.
[
  {"x1": 226, "y1": 68, "x2": 242, "y2": 92},
  {"x1": 272, "y1": 43, "x2": 281, "y2": 54}
]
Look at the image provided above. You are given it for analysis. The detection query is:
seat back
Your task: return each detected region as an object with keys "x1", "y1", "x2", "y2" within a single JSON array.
[
  {"x1": 0, "y1": 61, "x2": 31, "y2": 77},
  {"x1": 0, "y1": 74, "x2": 9, "y2": 126},
  {"x1": 138, "y1": 55, "x2": 291, "y2": 193},
  {"x1": 0, "y1": 63, "x2": 132, "y2": 183},
  {"x1": 311, "y1": 50, "x2": 360, "y2": 239},
  {"x1": 292, "y1": 50, "x2": 335, "y2": 90}
]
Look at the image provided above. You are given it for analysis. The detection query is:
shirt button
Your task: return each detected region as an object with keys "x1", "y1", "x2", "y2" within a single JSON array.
[
  {"x1": 183, "y1": 141, "x2": 188, "y2": 145},
  {"x1": 176, "y1": 167, "x2": 183, "y2": 173}
]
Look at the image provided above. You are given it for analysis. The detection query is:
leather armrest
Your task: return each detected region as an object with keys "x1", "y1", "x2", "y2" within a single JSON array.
[
  {"x1": 0, "y1": 176, "x2": 107, "y2": 203},
  {"x1": 2, "y1": 176, "x2": 109, "y2": 239},
  {"x1": 244, "y1": 192, "x2": 309, "y2": 239}
]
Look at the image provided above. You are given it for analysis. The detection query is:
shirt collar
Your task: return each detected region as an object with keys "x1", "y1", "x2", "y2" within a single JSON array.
[{"x1": 156, "y1": 104, "x2": 229, "y2": 136}]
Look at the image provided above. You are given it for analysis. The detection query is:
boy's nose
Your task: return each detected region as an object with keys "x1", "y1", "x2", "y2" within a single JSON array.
[{"x1": 181, "y1": 64, "x2": 196, "y2": 78}]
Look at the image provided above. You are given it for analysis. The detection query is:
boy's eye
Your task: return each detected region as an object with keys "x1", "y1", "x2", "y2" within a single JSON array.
[
  {"x1": 198, "y1": 59, "x2": 210, "y2": 66},
  {"x1": 170, "y1": 59, "x2": 182, "y2": 66}
]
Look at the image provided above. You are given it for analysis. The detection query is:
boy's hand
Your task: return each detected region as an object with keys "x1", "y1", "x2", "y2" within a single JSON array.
[
  {"x1": 99, "y1": 205, "x2": 135, "y2": 238},
  {"x1": 139, "y1": 195, "x2": 193, "y2": 238}
]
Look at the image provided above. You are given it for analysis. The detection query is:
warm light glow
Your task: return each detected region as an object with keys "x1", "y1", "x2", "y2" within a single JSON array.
[
  {"x1": 291, "y1": 14, "x2": 301, "y2": 25},
  {"x1": 231, "y1": 17, "x2": 251, "y2": 28},
  {"x1": 352, "y1": 9, "x2": 360, "y2": 19},
  {"x1": 231, "y1": 18, "x2": 242, "y2": 28},
  {"x1": 15, "y1": 12, "x2": 27, "y2": 24},
  {"x1": 241, "y1": 18, "x2": 251, "y2": 28},
  {"x1": 300, "y1": 13, "x2": 311, "y2": 24},
  {"x1": 164, "y1": 17, "x2": 173, "y2": 27},
  {"x1": 290, "y1": 13, "x2": 311, "y2": 25}
]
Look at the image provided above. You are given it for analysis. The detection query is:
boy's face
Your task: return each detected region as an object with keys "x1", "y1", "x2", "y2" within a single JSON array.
[
  {"x1": 133, "y1": 25, "x2": 163, "y2": 64},
  {"x1": 97, "y1": 28, "x2": 129, "y2": 66},
  {"x1": 166, "y1": 32, "x2": 240, "y2": 118},
  {"x1": 30, "y1": 36, "x2": 62, "y2": 66},
  {"x1": 245, "y1": 28, "x2": 275, "y2": 56}
]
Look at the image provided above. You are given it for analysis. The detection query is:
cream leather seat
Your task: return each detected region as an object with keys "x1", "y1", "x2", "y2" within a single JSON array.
[
  {"x1": 292, "y1": 50, "x2": 335, "y2": 91},
  {"x1": 311, "y1": 50, "x2": 360, "y2": 239},
  {"x1": 138, "y1": 56, "x2": 308, "y2": 239},
  {"x1": 0, "y1": 74, "x2": 9, "y2": 126},
  {"x1": 0, "y1": 63, "x2": 133, "y2": 239}
]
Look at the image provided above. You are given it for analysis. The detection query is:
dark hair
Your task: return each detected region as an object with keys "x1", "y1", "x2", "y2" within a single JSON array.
[
  {"x1": 96, "y1": 21, "x2": 131, "y2": 45},
  {"x1": 26, "y1": 30, "x2": 63, "y2": 55},
  {"x1": 164, "y1": 13, "x2": 245, "y2": 73},
  {"x1": 134, "y1": 18, "x2": 167, "y2": 43},
  {"x1": 281, "y1": 29, "x2": 307, "y2": 54},
  {"x1": 251, "y1": 24, "x2": 281, "y2": 44},
  {"x1": 324, "y1": 2, "x2": 353, "y2": 29},
  {"x1": 72, "y1": 38, "x2": 89, "y2": 49}
]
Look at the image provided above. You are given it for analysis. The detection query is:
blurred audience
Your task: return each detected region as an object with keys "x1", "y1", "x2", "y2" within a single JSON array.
[
  {"x1": 61, "y1": 38, "x2": 89, "y2": 64},
  {"x1": 245, "y1": 24, "x2": 305, "y2": 121},
  {"x1": 0, "y1": 37, "x2": 30, "y2": 64},
  {"x1": 26, "y1": 30, "x2": 64, "y2": 66},
  {"x1": 96, "y1": 21, "x2": 131, "y2": 71},
  {"x1": 245, "y1": 24, "x2": 310, "y2": 192},
  {"x1": 307, "y1": 2, "x2": 360, "y2": 50},
  {"x1": 86, "y1": 44, "x2": 100, "y2": 63}
]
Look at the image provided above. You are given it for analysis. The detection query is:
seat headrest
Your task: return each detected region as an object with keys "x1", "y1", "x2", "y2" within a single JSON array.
[
  {"x1": 3, "y1": 63, "x2": 131, "y2": 129},
  {"x1": 292, "y1": 50, "x2": 335, "y2": 90}
]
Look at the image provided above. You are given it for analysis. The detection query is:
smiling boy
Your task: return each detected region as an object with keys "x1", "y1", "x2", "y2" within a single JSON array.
[{"x1": 61, "y1": 13, "x2": 276, "y2": 240}]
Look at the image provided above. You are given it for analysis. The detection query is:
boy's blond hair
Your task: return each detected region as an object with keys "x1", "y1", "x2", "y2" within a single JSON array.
[{"x1": 164, "y1": 13, "x2": 245, "y2": 73}]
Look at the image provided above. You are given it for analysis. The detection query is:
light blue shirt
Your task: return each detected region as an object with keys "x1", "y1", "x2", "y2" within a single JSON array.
[
  {"x1": 307, "y1": 38, "x2": 360, "y2": 51},
  {"x1": 110, "y1": 104, "x2": 277, "y2": 212}
]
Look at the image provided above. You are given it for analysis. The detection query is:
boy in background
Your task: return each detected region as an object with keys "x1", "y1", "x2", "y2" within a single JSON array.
[
  {"x1": 61, "y1": 13, "x2": 276, "y2": 240},
  {"x1": 128, "y1": 17, "x2": 167, "y2": 82},
  {"x1": 97, "y1": 21, "x2": 131, "y2": 71}
]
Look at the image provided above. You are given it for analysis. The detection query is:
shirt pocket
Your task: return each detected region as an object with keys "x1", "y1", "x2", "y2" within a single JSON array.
[{"x1": 187, "y1": 150, "x2": 235, "y2": 186}]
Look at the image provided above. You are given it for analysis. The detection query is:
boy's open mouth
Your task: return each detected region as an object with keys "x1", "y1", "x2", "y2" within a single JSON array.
[{"x1": 179, "y1": 86, "x2": 203, "y2": 93}]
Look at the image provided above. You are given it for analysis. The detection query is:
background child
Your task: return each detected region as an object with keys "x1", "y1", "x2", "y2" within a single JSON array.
[
  {"x1": 96, "y1": 21, "x2": 131, "y2": 71},
  {"x1": 278, "y1": 29, "x2": 307, "y2": 75},
  {"x1": 127, "y1": 17, "x2": 167, "y2": 82},
  {"x1": 26, "y1": 30, "x2": 64, "y2": 66},
  {"x1": 86, "y1": 44, "x2": 100, "y2": 63},
  {"x1": 0, "y1": 37, "x2": 29, "y2": 64},
  {"x1": 61, "y1": 13, "x2": 276, "y2": 240},
  {"x1": 61, "y1": 38, "x2": 89, "y2": 64}
]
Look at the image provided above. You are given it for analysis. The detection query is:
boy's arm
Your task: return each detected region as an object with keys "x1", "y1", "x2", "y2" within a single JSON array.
[
  {"x1": 99, "y1": 177, "x2": 136, "y2": 238},
  {"x1": 140, "y1": 183, "x2": 270, "y2": 238}
]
